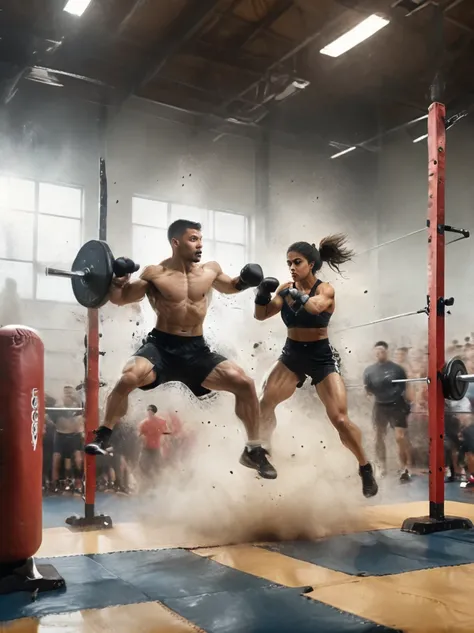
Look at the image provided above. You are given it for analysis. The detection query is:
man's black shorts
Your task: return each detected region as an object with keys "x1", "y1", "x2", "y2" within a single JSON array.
[
  {"x1": 133, "y1": 329, "x2": 227, "y2": 397},
  {"x1": 373, "y1": 399, "x2": 410, "y2": 430},
  {"x1": 278, "y1": 337, "x2": 340, "y2": 387},
  {"x1": 53, "y1": 432, "x2": 83, "y2": 458}
]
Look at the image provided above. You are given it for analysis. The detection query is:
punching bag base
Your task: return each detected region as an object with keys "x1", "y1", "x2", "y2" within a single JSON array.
[
  {"x1": 66, "y1": 511, "x2": 113, "y2": 530},
  {"x1": 0, "y1": 557, "x2": 65, "y2": 595}
]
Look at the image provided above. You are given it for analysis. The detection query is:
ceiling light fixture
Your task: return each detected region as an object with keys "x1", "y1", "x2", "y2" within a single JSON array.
[
  {"x1": 412, "y1": 133, "x2": 428, "y2": 143},
  {"x1": 320, "y1": 14, "x2": 390, "y2": 58},
  {"x1": 63, "y1": 0, "x2": 93, "y2": 17},
  {"x1": 330, "y1": 146, "x2": 357, "y2": 159}
]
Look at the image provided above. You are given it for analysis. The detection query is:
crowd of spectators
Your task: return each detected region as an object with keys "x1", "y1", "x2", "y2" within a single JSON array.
[
  {"x1": 43, "y1": 336, "x2": 474, "y2": 496},
  {"x1": 361, "y1": 336, "x2": 474, "y2": 486},
  {"x1": 42, "y1": 386, "x2": 193, "y2": 496}
]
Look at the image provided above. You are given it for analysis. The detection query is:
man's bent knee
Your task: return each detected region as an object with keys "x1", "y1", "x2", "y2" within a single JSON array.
[
  {"x1": 113, "y1": 371, "x2": 140, "y2": 394},
  {"x1": 395, "y1": 427, "x2": 406, "y2": 442},
  {"x1": 328, "y1": 411, "x2": 349, "y2": 430},
  {"x1": 115, "y1": 359, "x2": 155, "y2": 393},
  {"x1": 224, "y1": 368, "x2": 255, "y2": 394}
]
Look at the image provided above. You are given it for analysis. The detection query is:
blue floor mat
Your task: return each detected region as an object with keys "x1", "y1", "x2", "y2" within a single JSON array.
[
  {"x1": 263, "y1": 528, "x2": 474, "y2": 576},
  {"x1": 0, "y1": 555, "x2": 147, "y2": 622},
  {"x1": 0, "y1": 549, "x2": 399, "y2": 632},
  {"x1": 91, "y1": 549, "x2": 275, "y2": 599},
  {"x1": 164, "y1": 586, "x2": 400, "y2": 633},
  {"x1": 431, "y1": 528, "x2": 474, "y2": 544}
]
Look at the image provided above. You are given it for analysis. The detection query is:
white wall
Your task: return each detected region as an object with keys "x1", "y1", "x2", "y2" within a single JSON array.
[
  {"x1": 373, "y1": 118, "x2": 474, "y2": 349},
  {"x1": 0, "y1": 93, "x2": 382, "y2": 395},
  {"x1": 105, "y1": 100, "x2": 257, "y2": 257}
]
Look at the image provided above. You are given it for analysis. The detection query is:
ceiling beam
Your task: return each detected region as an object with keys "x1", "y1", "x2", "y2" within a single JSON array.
[
  {"x1": 219, "y1": 6, "x2": 350, "y2": 111},
  {"x1": 116, "y1": 0, "x2": 151, "y2": 36},
  {"x1": 231, "y1": 0, "x2": 294, "y2": 49},
  {"x1": 130, "y1": 0, "x2": 227, "y2": 94}
]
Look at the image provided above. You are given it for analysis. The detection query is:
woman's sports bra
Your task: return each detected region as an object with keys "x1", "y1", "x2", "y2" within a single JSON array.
[{"x1": 279, "y1": 279, "x2": 332, "y2": 329}]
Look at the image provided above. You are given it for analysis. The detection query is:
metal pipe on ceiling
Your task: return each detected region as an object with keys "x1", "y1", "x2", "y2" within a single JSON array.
[
  {"x1": 116, "y1": 0, "x2": 150, "y2": 36},
  {"x1": 444, "y1": 0, "x2": 468, "y2": 12},
  {"x1": 220, "y1": 10, "x2": 348, "y2": 110}
]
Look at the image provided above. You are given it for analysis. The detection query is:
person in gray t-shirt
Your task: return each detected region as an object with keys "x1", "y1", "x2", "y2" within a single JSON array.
[{"x1": 363, "y1": 341, "x2": 412, "y2": 481}]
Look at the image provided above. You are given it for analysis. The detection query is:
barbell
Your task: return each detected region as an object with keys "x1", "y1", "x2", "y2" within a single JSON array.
[
  {"x1": 348, "y1": 357, "x2": 474, "y2": 402},
  {"x1": 45, "y1": 240, "x2": 139, "y2": 308}
]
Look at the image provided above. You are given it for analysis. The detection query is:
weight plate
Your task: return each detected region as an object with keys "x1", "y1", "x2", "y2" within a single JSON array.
[
  {"x1": 442, "y1": 357, "x2": 468, "y2": 401},
  {"x1": 71, "y1": 240, "x2": 114, "y2": 308}
]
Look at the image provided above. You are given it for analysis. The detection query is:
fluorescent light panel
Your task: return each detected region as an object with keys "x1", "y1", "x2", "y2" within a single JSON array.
[
  {"x1": 320, "y1": 15, "x2": 390, "y2": 58},
  {"x1": 330, "y1": 146, "x2": 356, "y2": 159},
  {"x1": 413, "y1": 133, "x2": 428, "y2": 143},
  {"x1": 64, "y1": 0, "x2": 93, "y2": 17}
]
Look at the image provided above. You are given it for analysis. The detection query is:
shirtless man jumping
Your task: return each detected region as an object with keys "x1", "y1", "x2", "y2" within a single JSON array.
[{"x1": 85, "y1": 219, "x2": 276, "y2": 479}]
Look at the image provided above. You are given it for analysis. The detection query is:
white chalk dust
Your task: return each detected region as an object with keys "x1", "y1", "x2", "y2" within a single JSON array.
[
  {"x1": 125, "y1": 380, "x2": 367, "y2": 547},
  {"x1": 101, "y1": 284, "x2": 383, "y2": 548}
]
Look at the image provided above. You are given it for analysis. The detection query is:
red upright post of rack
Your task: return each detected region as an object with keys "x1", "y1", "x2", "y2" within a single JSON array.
[
  {"x1": 427, "y1": 101, "x2": 446, "y2": 520},
  {"x1": 401, "y1": 100, "x2": 472, "y2": 534},
  {"x1": 84, "y1": 308, "x2": 99, "y2": 519}
]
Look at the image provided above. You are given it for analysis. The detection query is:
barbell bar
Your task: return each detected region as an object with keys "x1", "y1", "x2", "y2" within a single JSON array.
[
  {"x1": 346, "y1": 357, "x2": 472, "y2": 402},
  {"x1": 45, "y1": 268, "x2": 87, "y2": 279},
  {"x1": 392, "y1": 377, "x2": 430, "y2": 384},
  {"x1": 45, "y1": 407, "x2": 84, "y2": 412},
  {"x1": 334, "y1": 307, "x2": 427, "y2": 334}
]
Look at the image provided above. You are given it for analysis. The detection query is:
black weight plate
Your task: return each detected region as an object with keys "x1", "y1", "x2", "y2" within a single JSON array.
[
  {"x1": 71, "y1": 240, "x2": 114, "y2": 308},
  {"x1": 442, "y1": 357, "x2": 468, "y2": 401}
]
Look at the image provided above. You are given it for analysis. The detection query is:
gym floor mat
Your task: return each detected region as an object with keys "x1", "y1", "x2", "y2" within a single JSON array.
[
  {"x1": 0, "y1": 549, "x2": 399, "y2": 632},
  {"x1": 163, "y1": 586, "x2": 401, "y2": 633},
  {"x1": 263, "y1": 528, "x2": 474, "y2": 575}
]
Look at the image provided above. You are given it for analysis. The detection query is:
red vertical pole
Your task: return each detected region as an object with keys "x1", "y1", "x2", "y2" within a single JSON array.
[
  {"x1": 427, "y1": 101, "x2": 446, "y2": 521},
  {"x1": 84, "y1": 307, "x2": 99, "y2": 518}
]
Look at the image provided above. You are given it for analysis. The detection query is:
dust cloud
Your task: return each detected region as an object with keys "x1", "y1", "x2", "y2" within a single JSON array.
[{"x1": 101, "y1": 283, "x2": 376, "y2": 548}]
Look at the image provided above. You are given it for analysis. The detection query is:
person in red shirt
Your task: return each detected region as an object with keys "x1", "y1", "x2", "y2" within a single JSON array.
[{"x1": 138, "y1": 405, "x2": 170, "y2": 482}]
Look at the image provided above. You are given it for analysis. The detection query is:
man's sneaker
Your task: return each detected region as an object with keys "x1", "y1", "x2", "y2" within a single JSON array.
[
  {"x1": 399, "y1": 469, "x2": 411, "y2": 483},
  {"x1": 359, "y1": 463, "x2": 378, "y2": 498},
  {"x1": 460, "y1": 474, "x2": 474, "y2": 489},
  {"x1": 115, "y1": 485, "x2": 130, "y2": 496},
  {"x1": 239, "y1": 446, "x2": 277, "y2": 479},
  {"x1": 84, "y1": 427, "x2": 111, "y2": 456}
]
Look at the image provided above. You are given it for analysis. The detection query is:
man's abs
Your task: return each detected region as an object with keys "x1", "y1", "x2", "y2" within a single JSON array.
[{"x1": 147, "y1": 267, "x2": 214, "y2": 336}]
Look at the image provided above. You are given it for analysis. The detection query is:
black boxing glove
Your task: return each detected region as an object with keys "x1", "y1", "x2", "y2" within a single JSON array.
[
  {"x1": 235, "y1": 263, "x2": 264, "y2": 291},
  {"x1": 113, "y1": 257, "x2": 140, "y2": 278},
  {"x1": 287, "y1": 287, "x2": 309, "y2": 313},
  {"x1": 255, "y1": 277, "x2": 279, "y2": 306}
]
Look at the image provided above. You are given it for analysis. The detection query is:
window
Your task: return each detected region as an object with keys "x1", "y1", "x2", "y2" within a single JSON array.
[
  {"x1": 0, "y1": 176, "x2": 83, "y2": 302},
  {"x1": 132, "y1": 197, "x2": 248, "y2": 276},
  {"x1": 131, "y1": 198, "x2": 169, "y2": 267}
]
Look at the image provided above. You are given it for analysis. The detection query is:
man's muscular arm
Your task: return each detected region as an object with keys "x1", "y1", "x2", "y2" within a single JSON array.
[
  {"x1": 109, "y1": 266, "x2": 152, "y2": 306},
  {"x1": 210, "y1": 262, "x2": 240, "y2": 295},
  {"x1": 210, "y1": 262, "x2": 264, "y2": 295}
]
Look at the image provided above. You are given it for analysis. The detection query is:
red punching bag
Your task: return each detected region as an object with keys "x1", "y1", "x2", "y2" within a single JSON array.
[{"x1": 0, "y1": 326, "x2": 44, "y2": 564}]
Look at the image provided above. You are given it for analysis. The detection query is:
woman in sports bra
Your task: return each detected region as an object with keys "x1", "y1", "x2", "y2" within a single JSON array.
[{"x1": 254, "y1": 236, "x2": 378, "y2": 498}]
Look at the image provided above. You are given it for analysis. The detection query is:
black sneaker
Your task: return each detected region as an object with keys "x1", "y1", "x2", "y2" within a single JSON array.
[
  {"x1": 359, "y1": 463, "x2": 378, "y2": 498},
  {"x1": 399, "y1": 469, "x2": 411, "y2": 483},
  {"x1": 84, "y1": 428, "x2": 111, "y2": 456},
  {"x1": 239, "y1": 446, "x2": 277, "y2": 479}
]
